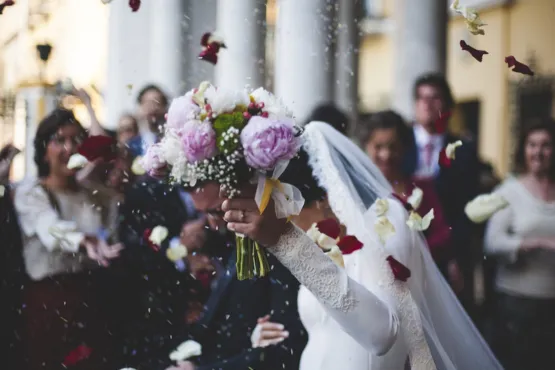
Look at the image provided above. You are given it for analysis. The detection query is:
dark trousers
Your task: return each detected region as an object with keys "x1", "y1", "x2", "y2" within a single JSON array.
[{"x1": 493, "y1": 292, "x2": 555, "y2": 370}]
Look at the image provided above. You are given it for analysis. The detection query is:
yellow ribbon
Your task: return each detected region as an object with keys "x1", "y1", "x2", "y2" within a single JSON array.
[{"x1": 258, "y1": 177, "x2": 284, "y2": 214}]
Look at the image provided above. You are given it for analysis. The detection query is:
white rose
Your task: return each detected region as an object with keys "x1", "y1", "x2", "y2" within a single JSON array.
[
  {"x1": 204, "y1": 85, "x2": 249, "y2": 116},
  {"x1": 407, "y1": 187, "x2": 424, "y2": 210},
  {"x1": 374, "y1": 198, "x2": 389, "y2": 217},
  {"x1": 67, "y1": 153, "x2": 88, "y2": 170},
  {"x1": 149, "y1": 225, "x2": 169, "y2": 246},
  {"x1": 464, "y1": 193, "x2": 508, "y2": 223},
  {"x1": 326, "y1": 245, "x2": 345, "y2": 268},
  {"x1": 374, "y1": 216, "x2": 395, "y2": 244},
  {"x1": 160, "y1": 132, "x2": 183, "y2": 166},
  {"x1": 445, "y1": 140, "x2": 463, "y2": 160},
  {"x1": 169, "y1": 340, "x2": 202, "y2": 362},
  {"x1": 406, "y1": 209, "x2": 435, "y2": 231}
]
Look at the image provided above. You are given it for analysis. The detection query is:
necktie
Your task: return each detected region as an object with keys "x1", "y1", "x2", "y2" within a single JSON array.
[{"x1": 424, "y1": 142, "x2": 434, "y2": 169}]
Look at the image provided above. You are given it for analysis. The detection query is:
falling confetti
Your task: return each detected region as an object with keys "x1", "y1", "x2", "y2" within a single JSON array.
[
  {"x1": 460, "y1": 40, "x2": 489, "y2": 62},
  {"x1": 62, "y1": 344, "x2": 93, "y2": 367},
  {"x1": 439, "y1": 141, "x2": 463, "y2": 168},
  {"x1": 451, "y1": 0, "x2": 487, "y2": 35},
  {"x1": 0, "y1": 0, "x2": 14, "y2": 15},
  {"x1": 129, "y1": 0, "x2": 140, "y2": 12},
  {"x1": 505, "y1": 55, "x2": 534, "y2": 76},
  {"x1": 198, "y1": 32, "x2": 226, "y2": 65}
]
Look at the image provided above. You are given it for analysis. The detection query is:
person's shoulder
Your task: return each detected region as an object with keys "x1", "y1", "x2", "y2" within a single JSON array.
[
  {"x1": 494, "y1": 176, "x2": 520, "y2": 196},
  {"x1": 13, "y1": 177, "x2": 43, "y2": 199}
]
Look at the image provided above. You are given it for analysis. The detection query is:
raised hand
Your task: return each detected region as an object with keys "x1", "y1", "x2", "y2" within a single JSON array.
[
  {"x1": 221, "y1": 185, "x2": 289, "y2": 247},
  {"x1": 251, "y1": 315, "x2": 289, "y2": 348}
]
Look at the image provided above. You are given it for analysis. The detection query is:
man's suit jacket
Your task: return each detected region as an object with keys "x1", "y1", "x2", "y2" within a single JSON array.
[
  {"x1": 166, "y1": 235, "x2": 307, "y2": 370},
  {"x1": 405, "y1": 129, "x2": 480, "y2": 291},
  {"x1": 116, "y1": 179, "x2": 207, "y2": 368}
]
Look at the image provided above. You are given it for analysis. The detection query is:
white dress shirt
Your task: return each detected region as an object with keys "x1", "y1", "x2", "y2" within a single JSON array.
[{"x1": 413, "y1": 124, "x2": 445, "y2": 179}]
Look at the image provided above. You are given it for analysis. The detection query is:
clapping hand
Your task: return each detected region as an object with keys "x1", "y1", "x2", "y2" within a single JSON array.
[
  {"x1": 251, "y1": 315, "x2": 289, "y2": 348},
  {"x1": 82, "y1": 237, "x2": 123, "y2": 267}
]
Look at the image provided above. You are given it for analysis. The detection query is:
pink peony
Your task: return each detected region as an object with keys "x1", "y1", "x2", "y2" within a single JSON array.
[
  {"x1": 166, "y1": 94, "x2": 201, "y2": 131},
  {"x1": 179, "y1": 120, "x2": 217, "y2": 163},
  {"x1": 240, "y1": 116, "x2": 300, "y2": 171},
  {"x1": 142, "y1": 143, "x2": 167, "y2": 177}
]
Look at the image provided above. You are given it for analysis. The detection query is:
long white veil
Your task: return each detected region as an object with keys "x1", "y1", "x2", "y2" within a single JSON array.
[{"x1": 302, "y1": 121, "x2": 502, "y2": 370}]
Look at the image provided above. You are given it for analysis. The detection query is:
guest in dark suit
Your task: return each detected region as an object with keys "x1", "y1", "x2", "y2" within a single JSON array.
[
  {"x1": 163, "y1": 182, "x2": 307, "y2": 370},
  {"x1": 117, "y1": 178, "x2": 209, "y2": 369},
  {"x1": 404, "y1": 73, "x2": 481, "y2": 311}
]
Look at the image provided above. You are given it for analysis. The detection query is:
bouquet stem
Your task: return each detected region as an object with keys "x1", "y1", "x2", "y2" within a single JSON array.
[{"x1": 235, "y1": 234, "x2": 270, "y2": 280}]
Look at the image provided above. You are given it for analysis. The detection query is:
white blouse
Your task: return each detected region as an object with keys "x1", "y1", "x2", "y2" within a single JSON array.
[
  {"x1": 14, "y1": 179, "x2": 117, "y2": 281},
  {"x1": 485, "y1": 177, "x2": 555, "y2": 298}
]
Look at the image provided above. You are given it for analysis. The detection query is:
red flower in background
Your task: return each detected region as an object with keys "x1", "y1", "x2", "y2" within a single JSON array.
[
  {"x1": 316, "y1": 218, "x2": 341, "y2": 239},
  {"x1": 505, "y1": 56, "x2": 534, "y2": 76},
  {"x1": 0, "y1": 0, "x2": 14, "y2": 15},
  {"x1": 434, "y1": 111, "x2": 452, "y2": 134},
  {"x1": 77, "y1": 135, "x2": 118, "y2": 162},
  {"x1": 143, "y1": 228, "x2": 160, "y2": 252},
  {"x1": 129, "y1": 0, "x2": 140, "y2": 12},
  {"x1": 337, "y1": 235, "x2": 363, "y2": 255},
  {"x1": 386, "y1": 256, "x2": 411, "y2": 282},
  {"x1": 199, "y1": 32, "x2": 226, "y2": 65},
  {"x1": 460, "y1": 40, "x2": 489, "y2": 62},
  {"x1": 63, "y1": 344, "x2": 93, "y2": 367}
]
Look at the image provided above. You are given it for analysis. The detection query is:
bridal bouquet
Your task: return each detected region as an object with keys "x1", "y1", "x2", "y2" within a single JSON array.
[{"x1": 141, "y1": 81, "x2": 304, "y2": 280}]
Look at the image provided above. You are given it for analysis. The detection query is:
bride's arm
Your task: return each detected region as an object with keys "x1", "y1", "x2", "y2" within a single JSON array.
[{"x1": 267, "y1": 223, "x2": 399, "y2": 356}]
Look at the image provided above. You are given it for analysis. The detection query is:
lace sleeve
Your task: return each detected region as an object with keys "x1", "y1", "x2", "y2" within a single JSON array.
[{"x1": 267, "y1": 224, "x2": 399, "y2": 356}]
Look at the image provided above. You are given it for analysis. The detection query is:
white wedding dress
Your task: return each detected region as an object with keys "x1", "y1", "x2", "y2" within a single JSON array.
[{"x1": 264, "y1": 122, "x2": 503, "y2": 370}]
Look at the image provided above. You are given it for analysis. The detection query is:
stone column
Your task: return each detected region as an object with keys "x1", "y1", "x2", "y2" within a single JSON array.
[
  {"x1": 215, "y1": 0, "x2": 266, "y2": 90},
  {"x1": 334, "y1": 0, "x2": 361, "y2": 133},
  {"x1": 393, "y1": 0, "x2": 447, "y2": 119},
  {"x1": 274, "y1": 0, "x2": 334, "y2": 123},
  {"x1": 148, "y1": 0, "x2": 188, "y2": 98}
]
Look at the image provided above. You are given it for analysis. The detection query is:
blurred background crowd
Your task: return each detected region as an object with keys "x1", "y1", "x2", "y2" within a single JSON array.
[{"x1": 1, "y1": 0, "x2": 555, "y2": 370}]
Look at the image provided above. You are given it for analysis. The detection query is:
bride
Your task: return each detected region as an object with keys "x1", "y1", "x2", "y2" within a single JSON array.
[{"x1": 222, "y1": 121, "x2": 502, "y2": 370}]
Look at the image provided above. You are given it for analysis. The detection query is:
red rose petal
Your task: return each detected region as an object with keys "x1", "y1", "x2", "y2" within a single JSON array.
[
  {"x1": 386, "y1": 256, "x2": 411, "y2": 282},
  {"x1": 200, "y1": 32, "x2": 211, "y2": 47},
  {"x1": 316, "y1": 218, "x2": 341, "y2": 240},
  {"x1": 434, "y1": 111, "x2": 451, "y2": 134},
  {"x1": 438, "y1": 148, "x2": 452, "y2": 168},
  {"x1": 337, "y1": 235, "x2": 363, "y2": 255},
  {"x1": 63, "y1": 344, "x2": 93, "y2": 367},
  {"x1": 77, "y1": 135, "x2": 118, "y2": 162},
  {"x1": 460, "y1": 40, "x2": 489, "y2": 62},
  {"x1": 505, "y1": 55, "x2": 534, "y2": 76},
  {"x1": 143, "y1": 228, "x2": 160, "y2": 252},
  {"x1": 129, "y1": 0, "x2": 140, "y2": 12}
]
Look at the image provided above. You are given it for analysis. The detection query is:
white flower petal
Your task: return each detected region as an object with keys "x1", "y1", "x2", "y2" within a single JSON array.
[
  {"x1": 407, "y1": 187, "x2": 424, "y2": 210},
  {"x1": 67, "y1": 153, "x2": 88, "y2": 170},
  {"x1": 0, "y1": 185, "x2": 5, "y2": 198},
  {"x1": 166, "y1": 243, "x2": 188, "y2": 262},
  {"x1": 326, "y1": 246, "x2": 345, "y2": 268},
  {"x1": 306, "y1": 223, "x2": 320, "y2": 242},
  {"x1": 374, "y1": 198, "x2": 389, "y2": 217},
  {"x1": 374, "y1": 216, "x2": 395, "y2": 244},
  {"x1": 169, "y1": 340, "x2": 202, "y2": 362},
  {"x1": 445, "y1": 140, "x2": 463, "y2": 160},
  {"x1": 149, "y1": 225, "x2": 169, "y2": 245},
  {"x1": 465, "y1": 193, "x2": 508, "y2": 223},
  {"x1": 406, "y1": 209, "x2": 435, "y2": 231},
  {"x1": 131, "y1": 156, "x2": 146, "y2": 175}
]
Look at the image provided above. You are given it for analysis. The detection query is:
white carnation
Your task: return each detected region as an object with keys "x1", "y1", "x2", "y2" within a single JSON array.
[
  {"x1": 204, "y1": 85, "x2": 249, "y2": 116},
  {"x1": 149, "y1": 225, "x2": 169, "y2": 245},
  {"x1": 160, "y1": 132, "x2": 183, "y2": 166}
]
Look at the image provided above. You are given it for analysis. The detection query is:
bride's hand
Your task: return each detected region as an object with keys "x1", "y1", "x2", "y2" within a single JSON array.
[
  {"x1": 222, "y1": 186, "x2": 289, "y2": 246},
  {"x1": 251, "y1": 315, "x2": 289, "y2": 348}
]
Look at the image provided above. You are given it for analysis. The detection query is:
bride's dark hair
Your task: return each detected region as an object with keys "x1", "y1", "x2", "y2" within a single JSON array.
[{"x1": 280, "y1": 148, "x2": 326, "y2": 206}]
